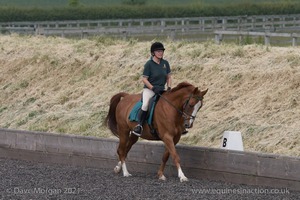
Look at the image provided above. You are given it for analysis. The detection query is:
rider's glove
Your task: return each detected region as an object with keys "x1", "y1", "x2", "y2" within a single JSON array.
[{"x1": 152, "y1": 86, "x2": 162, "y2": 94}]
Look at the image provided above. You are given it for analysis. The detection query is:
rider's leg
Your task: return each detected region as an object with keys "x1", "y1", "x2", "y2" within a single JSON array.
[
  {"x1": 132, "y1": 88, "x2": 154, "y2": 137},
  {"x1": 132, "y1": 109, "x2": 147, "y2": 137}
]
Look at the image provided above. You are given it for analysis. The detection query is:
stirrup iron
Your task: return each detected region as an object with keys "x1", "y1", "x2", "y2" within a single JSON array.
[{"x1": 132, "y1": 125, "x2": 143, "y2": 137}]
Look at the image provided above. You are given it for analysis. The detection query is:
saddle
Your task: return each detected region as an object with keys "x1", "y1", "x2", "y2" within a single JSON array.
[{"x1": 128, "y1": 94, "x2": 161, "y2": 139}]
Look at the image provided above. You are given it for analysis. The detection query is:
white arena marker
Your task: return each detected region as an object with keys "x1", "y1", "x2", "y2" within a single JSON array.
[{"x1": 221, "y1": 131, "x2": 244, "y2": 151}]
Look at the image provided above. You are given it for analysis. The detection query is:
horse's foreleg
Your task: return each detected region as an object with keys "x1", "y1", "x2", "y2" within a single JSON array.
[
  {"x1": 162, "y1": 136, "x2": 188, "y2": 182},
  {"x1": 121, "y1": 161, "x2": 131, "y2": 177},
  {"x1": 177, "y1": 166, "x2": 188, "y2": 182},
  {"x1": 158, "y1": 148, "x2": 169, "y2": 181},
  {"x1": 114, "y1": 160, "x2": 131, "y2": 177}
]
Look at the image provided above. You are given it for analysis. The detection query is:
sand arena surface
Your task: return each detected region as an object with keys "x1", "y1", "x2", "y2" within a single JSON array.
[
  {"x1": 0, "y1": 35, "x2": 299, "y2": 157},
  {"x1": 1, "y1": 158, "x2": 299, "y2": 199}
]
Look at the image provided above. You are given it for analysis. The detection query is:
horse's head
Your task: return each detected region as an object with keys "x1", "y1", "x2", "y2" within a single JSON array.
[
  {"x1": 181, "y1": 85, "x2": 208, "y2": 129},
  {"x1": 161, "y1": 82, "x2": 208, "y2": 130}
]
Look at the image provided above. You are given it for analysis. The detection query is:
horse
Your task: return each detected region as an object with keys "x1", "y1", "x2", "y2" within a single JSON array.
[{"x1": 104, "y1": 81, "x2": 208, "y2": 182}]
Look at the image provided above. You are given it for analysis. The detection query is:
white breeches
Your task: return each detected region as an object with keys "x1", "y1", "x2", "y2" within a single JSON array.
[{"x1": 141, "y1": 88, "x2": 155, "y2": 111}]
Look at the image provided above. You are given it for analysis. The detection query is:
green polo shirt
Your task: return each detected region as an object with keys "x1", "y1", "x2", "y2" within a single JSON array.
[{"x1": 143, "y1": 57, "x2": 171, "y2": 90}]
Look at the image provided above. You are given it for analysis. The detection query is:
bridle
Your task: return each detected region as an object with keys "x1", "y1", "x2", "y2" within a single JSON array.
[
  {"x1": 158, "y1": 93, "x2": 203, "y2": 122},
  {"x1": 182, "y1": 94, "x2": 203, "y2": 121}
]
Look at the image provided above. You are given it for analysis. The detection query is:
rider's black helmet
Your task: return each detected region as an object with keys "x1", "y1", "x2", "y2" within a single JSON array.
[{"x1": 150, "y1": 42, "x2": 165, "y2": 54}]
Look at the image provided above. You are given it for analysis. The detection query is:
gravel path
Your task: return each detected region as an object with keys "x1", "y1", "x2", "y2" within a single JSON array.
[{"x1": 0, "y1": 158, "x2": 298, "y2": 200}]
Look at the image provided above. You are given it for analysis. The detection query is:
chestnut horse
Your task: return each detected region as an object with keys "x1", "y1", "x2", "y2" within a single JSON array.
[{"x1": 104, "y1": 82, "x2": 208, "y2": 182}]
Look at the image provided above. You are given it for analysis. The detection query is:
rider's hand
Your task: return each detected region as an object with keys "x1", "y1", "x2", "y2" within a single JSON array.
[{"x1": 152, "y1": 86, "x2": 162, "y2": 94}]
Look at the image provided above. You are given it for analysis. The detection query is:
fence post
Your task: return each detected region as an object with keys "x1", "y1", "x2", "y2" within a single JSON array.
[
  {"x1": 170, "y1": 30, "x2": 176, "y2": 41},
  {"x1": 263, "y1": 16, "x2": 267, "y2": 29},
  {"x1": 237, "y1": 17, "x2": 241, "y2": 30},
  {"x1": 264, "y1": 34, "x2": 270, "y2": 45},
  {"x1": 200, "y1": 19, "x2": 204, "y2": 31},
  {"x1": 161, "y1": 20, "x2": 165, "y2": 33},
  {"x1": 122, "y1": 30, "x2": 127, "y2": 40},
  {"x1": 239, "y1": 35, "x2": 243, "y2": 45},
  {"x1": 34, "y1": 24, "x2": 38, "y2": 35},
  {"x1": 181, "y1": 19, "x2": 185, "y2": 32},
  {"x1": 222, "y1": 18, "x2": 227, "y2": 30},
  {"x1": 251, "y1": 16, "x2": 255, "y2": 30},
  {"x1": 215, "y1": 33, "x2": 222, "y2": 45},
  {"x1": 292, "y1": 37, "x2": 297, "y2": 46}
]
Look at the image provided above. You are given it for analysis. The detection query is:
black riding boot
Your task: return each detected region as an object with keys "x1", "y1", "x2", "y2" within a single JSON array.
[{"x1": 132, "y1": 110, "x2": 147, "y2": 137}]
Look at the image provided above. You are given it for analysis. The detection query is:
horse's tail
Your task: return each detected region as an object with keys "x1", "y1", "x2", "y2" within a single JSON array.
[{"x1": 104, "y1": 92, "x2": 129, "y2": 138}]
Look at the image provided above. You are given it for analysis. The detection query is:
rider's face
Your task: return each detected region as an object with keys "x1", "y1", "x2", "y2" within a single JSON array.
[{"x1": 154, "y1": 50, "x2": 164, "y2": 58}]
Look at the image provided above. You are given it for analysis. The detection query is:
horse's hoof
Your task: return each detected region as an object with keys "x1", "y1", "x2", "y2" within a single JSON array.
[
  {"x1": 180, "y1": 177, "x2": 189, "y2": 182},
  {"x1": 114, "y1": 166, "x2": 121, "y2": 174},
  {"x1": 123, "y1": 173, "x2": 132, "y2": 177},
  {"x1": 159, "y1": 175, "x2": 166, "y2": 181}
]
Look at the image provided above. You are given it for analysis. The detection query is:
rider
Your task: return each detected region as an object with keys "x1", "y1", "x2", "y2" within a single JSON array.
[{"x1": 132, "y1": 42, "x2": 172, "y2": 137}]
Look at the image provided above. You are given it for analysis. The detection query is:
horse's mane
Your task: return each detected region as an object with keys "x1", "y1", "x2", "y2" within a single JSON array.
[{"x1": 170, "y1": 82, "x2": 193, "y2": 93}]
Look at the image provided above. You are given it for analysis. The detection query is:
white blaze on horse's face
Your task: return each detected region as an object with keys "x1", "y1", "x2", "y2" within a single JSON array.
[{"x1": 189, "y1": 100, "x2": 202, "y2": 126}]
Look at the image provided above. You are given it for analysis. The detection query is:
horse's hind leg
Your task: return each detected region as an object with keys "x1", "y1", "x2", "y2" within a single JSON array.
[
  {"x1": 157, "y1": 148, "x2": 169, "y2": 181},
  {"x1": 114, "y1": 130, "x2": 132, "y2": 177},
  {"x1": 114, "y1": 161, "x2": 122, "y2": 174},
  {"x1": 115, "y1": 133, "x2": 138, "y2": 174},
  {"x1": 114, "y1": 133, "x2": 138, "y2": 174},
  {"x1": 125, "y1": 134, "x2": 139, "y2": 158}
]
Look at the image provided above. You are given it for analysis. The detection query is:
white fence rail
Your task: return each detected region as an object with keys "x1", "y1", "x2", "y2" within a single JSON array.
[
  {"x1": 1, "y1": 14, "x2": 300, "y2": 43},
  {"x1": 214, "y1": 30, "x2": 300, "y2": 46}
]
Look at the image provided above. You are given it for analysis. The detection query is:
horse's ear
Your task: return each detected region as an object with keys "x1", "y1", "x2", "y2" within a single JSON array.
[
  {"x1": 193, "y1": 87, "x2": 199, "y2": 94},
  {"x1": 201, "y1": 88, "x2": 208, "y2": 96}
]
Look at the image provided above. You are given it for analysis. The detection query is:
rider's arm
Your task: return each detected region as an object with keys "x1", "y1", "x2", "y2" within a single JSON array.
[
  {"x1": 166, "y1": 74, "x2": 172, "y2": 88},
  {"x1": 142, "y1": 76, "x2": 153, "y2": 90}
]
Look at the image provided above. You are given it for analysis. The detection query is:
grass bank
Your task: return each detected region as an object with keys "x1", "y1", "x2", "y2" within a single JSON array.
[{"x1": 0, "y1": 34, "x2": 299, "y2": 157}]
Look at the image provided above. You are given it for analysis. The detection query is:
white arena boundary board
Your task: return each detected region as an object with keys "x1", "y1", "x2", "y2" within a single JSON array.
[{"x1": 0, "y1": 128, "x2": 299, "y2": 191}]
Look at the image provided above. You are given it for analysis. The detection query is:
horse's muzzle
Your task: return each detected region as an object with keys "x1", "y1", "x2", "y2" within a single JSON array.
[
  {"x1": 184, "y1": 115, "x2": 195, "y2": 129},
  {"x1": 184, "y1": 121, "x2": 193, "y2": 129}
]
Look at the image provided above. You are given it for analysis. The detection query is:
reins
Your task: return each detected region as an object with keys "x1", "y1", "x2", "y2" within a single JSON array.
[
  {"x1": 158, "y1": 93, "x2": 202, "y2": 120},
  {"x1": 158, "y1": 93, "x2": 185, "y2": 116}
]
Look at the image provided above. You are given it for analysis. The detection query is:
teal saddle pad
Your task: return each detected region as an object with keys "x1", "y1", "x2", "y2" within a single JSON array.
[{"x1": 128, "y1": 95, "x2": 158, "y2": 125}]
